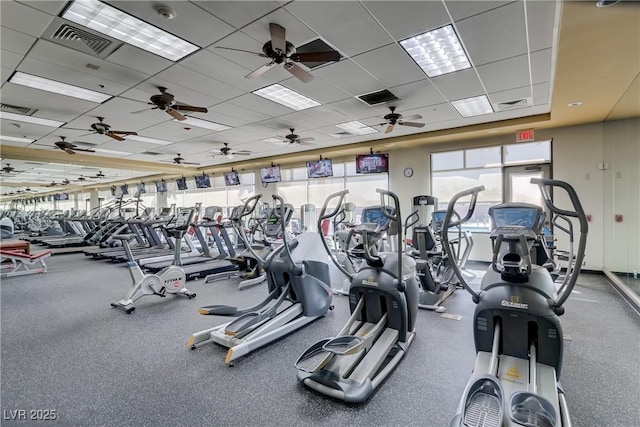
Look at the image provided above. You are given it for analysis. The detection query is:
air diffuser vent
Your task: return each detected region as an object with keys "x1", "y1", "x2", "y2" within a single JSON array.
[
  {"x1": 44, "y1": 18, "x2": 123, "y2": 58},
  {"x1": 357, "y1": 89, "x2": 398, "y2": 106},
  {"x1": 296, "y1": 39, "x2": 341, "y2": 69},
  {"x1": 330, "y1": 131, "x2": 353, "y2": 138},
  {"x1": 0, "y1": 103, "x2": 37, "y2": 115},
  {"x1": 497, "y1": 98, "x2": 531, "y2": 111}
]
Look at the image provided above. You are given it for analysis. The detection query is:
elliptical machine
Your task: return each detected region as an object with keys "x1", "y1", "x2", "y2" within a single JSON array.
[
  {"x1": 295, "y1": 188, "x2": 419, "y2": 403},
  {"x1": 446, "y1": 179, "x2": 588, "y2": 427},
  {"x1": 187, "y1": 194, "x2": 333, "y2": 365},
  {"x1": 110, "y1": 207, "x2": 197, "y2": 314}
]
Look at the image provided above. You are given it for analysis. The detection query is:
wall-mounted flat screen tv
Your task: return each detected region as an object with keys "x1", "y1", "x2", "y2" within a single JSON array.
[
  {"x1": 260, "y1": 166, "x2": 281, "y2": 183},
  {"x1": 137, "y1": 183, "x2": 146, "y2": 193},
  {"x1": 121, "y1": 184, "x2": 129, "y2": 195},
  {"x1": 306, "y1": 159, "x2": 333, "y2": 178},
  {"x1": 224, "y1": 171, "x2": 240, "y2": 186},
  {"x1": 356, "y1": 153, "x2": 389, "y2": 174},
  {"x1": 155, "y1": 180, "x2": 167, "y2": 193},
  {"x1": 176, "y1": 177, "x2": 188, "y2": 191},
  {"x1": 195, "y1": 174, "x2": 211, "y2": 189},
  {"x1": 60, "y1": 193, "x2": 69, "y2": 201}
]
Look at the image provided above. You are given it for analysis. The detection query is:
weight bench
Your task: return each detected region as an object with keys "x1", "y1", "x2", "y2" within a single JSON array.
[{"x1": 0, "y1": 249, "x2": 52, "y2": 278}]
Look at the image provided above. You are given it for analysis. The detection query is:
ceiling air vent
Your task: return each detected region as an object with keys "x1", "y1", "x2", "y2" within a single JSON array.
[
  {"x1": 44, "y1": 18, "x2": 123, "y2": 59},
  {"x1": 497, "y1": 97, "x2": 532, "y2": 111},
  {"x1": 73, "y1": 141, "x2": 97, "y2": 147},
  {"x1": 0, "y1": 103, "x2": 37, "y2": 116},
  {"x1": 330, "y1": 131, "x2": 353, "y2": 138},
  {"x1": 142, "y1": 151, "x2": 163, "y2": 156},
  {"x1": 296, "y1": 39, "x2": 341, "y2": 69},
  {"x1": 357, "y1": 89, "x2": 399, "y2": 106}
]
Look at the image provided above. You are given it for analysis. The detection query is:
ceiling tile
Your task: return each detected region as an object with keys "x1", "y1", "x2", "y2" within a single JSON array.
[
  {"x1": 531, "y1": 49, "x2": 552, "y2": 85},
  {"x1": 455, "y1": 1, "x2": 528, "y2": 66},
  {"x1": 326, "y1": 98, "x2": 379, "y2": 121},
  {"x1": 0, "y1": 27, "x2": 36, "y2": 56},
  {"x1": 281, "y1": 75, "x2": 351, "y2": 105},
  {"x1": 1, "y1": 1, "x2": 54, "y2": 38},
  {"x1": 445, "y1": 1, "x2": 514, "y2": 21},
  {"x1": 476, "y1": 54, "x2": 530, "y2": 93},
  {"x1": 106, "y1": 45, "x2": 174, "y2": 76},
  {"x1": 526, "y1": 0, "x2": 558, "y2": 52},
  {"x1": 230, "y1": 93, "x2": 298, "y2": 118},
  {"x1": 388, "y1": 80, "x2": 448, "y2": 109},
  {"x1": 0, "y1": 84, "x2": 98, "y2": 120},
  {"x1": 154, "y1": 65, "x2": 243, "y2": 103},
  {"x1": 238, "y1": 7, "x2": 318, "y2": 49},
  {"x1": 15, "y1": 1, "x2": 67, "y2": 16},
  {"x1": 1, "y1": 49, "x2": 24, "y2": 71},
  {"x1": 284, "y1": 1, "x2": 391, "y2": 56},
  {"x1": 430, "y1": 68, "x2": 485, "y2": 100},
  {"x1": 363, "y1": 1, "x2": 451, "y2": 41},
  {"x1": 193, "y1": 1, "x2": 282, "y2": 29},
  {"x1": 532, "y1": 83, "x2": 550, "y2": 106},
  {"x1": 351, "y1": 44, "x2": 427, "y2": 88},
  {"x1": 312, "y1": 59, "x2": 383, "y2": 97},
  {"x1": 206, "y1": 102, "x2": 271, "y2": 127}
]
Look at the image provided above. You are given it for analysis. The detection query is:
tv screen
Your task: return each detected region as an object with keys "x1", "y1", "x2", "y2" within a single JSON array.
[
  {"x1": 53, "y1": 194, "x2": 60, "y2": 201},
  {"x1": 176, "y1": 177, "x2": 188, "y2": 191},
  {"x1": 47, "y1": 195, "x2": 52, "y2": 202},
  {"x1": 306, "y1": 159, "x2": 333, "y2": 178},
  {"x1": 121, "y1": 184, "x2": 129, "y2": 195},
  {"x1": 260, "y1": 166, "x2": 281, "y2": 183},
  {"x1": 155, "y1": 180, "x2": 167, "y2": 193},
  {"x1": 110, "y1": 186, "x2": 117, "y2": 196},
  {"x1": 59, "y1": 193, "x2": 69, "y2": 201},
  {"x1": 137, "y1": 183, "x2": 146, "y2": 193},
  {"x1": 195, "y1": 174, "x2": 211, "y2": 189},
  {"x1": 356, "y1": 153, "x2": 389, "y2": 174},
  {"x1": 224, "y1": 171, "x2": 240, "y2": 186}
]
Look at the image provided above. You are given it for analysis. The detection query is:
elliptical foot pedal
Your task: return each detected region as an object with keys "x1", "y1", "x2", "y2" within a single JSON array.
[
  {"x1": 462, "y1": 377, "x2": 504, "y2": 427},
  {"x1": 225, "y1": 312, "x2": 263, "y2": 337},
  {"x1": 323, "y1": 335, "x2": 364, "y2": 355},
  {"x1": 295, "y1": 339, "x2": 332, "y2": 373},
  {"x1": 509, "y1": 392, "x2": 557, "y2": 427}
]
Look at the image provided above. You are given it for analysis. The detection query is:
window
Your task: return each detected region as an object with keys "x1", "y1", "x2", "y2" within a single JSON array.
[{"x1": 431, "y1": 140, "x2": 551, "y2": 231}]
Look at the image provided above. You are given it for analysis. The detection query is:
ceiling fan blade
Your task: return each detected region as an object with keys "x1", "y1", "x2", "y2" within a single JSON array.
[
  {"x1": 297, "y1": 137, "x2": 315, "y2": 143},
  {"x1": 64, "y1": 148, "x2": 76, "y2": 155},
  {"x1": 399, "y1": 121, "x2": 425, "y2": 128},
  {"x1": 285, "y1": 62, "x2": 313, "y2": 83},
  {"x1": 246, "y1": 62, "x2": 276, "y2": 79},
  {"x1": 182, "y1": 161, "x2": 200, "y2": 165},
  {"x1": 215, "y1": 46, "x2": 268, "y2": 57},
  {"x1": 403, "y1": 114, "x2": 423, "y2": 121},
  {"x1": 231, "y1": 151, "x2": 251, "y2": 156},
  {"x1": 270, "y1": 23, "x2": 286, "y2": 53},
  {"x1": 106, "y1": 133, "x2": 125, "y2": 141},
  {"x1": 385, "y1": 124, "x2": 395, "y2": 134},
  {"x1": 172, "y1": 104, "x2": 208, "y2": 113},
  {"x1": 299, "y1": 141, "x2": 317, "y2": 146},
  {"x1": 292, "y1": 51, "x2": 341, "y2": 62},
  {"x1": 167, "y1": 108, "x2": 186, "y2": 121},
  {"x1": 111, "y1": 130, "x2": 138, "y2": 135}
]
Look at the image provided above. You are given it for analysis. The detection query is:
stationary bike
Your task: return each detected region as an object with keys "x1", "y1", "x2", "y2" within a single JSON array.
[
  {"x1": 110, "y1": 207, "x2": 197, "y2": 314},
  {"x1": 446, "y1": 179, "x2": 588, "y2": 427}
]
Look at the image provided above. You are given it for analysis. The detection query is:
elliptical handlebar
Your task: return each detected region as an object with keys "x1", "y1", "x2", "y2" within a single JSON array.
[
  {"x1": 317, "y1": 190, "x2": 354, "y2": 280},
  {"x1": 318, "y1": 190, "x2": 349, "y2": 221},
  {"x1": 239, "y1": 193, "x2": 263, "y2": 219},
  {"x1": 531, "y1": 178, "x2": 588, "y2": 310},
  {"x1": 234, "y1": 194, "x2": 265, "y2": 263},
  {"x1": 376, "y1": 188, "x2": 405, "y2": 292},
  {"x1": 272, "y1": 194, "x2": 303, "y2": 276},
  {"x1": 442, "y1": 186, "x2": 485, "y2": 302}
]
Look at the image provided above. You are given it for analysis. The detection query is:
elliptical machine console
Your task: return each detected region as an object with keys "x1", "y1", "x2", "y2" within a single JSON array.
[
  {"x1": 295, "y1": 188, "x2": 419, "y2": 403},
  {"x1": 446, "y1": 179, "x2": 588, "y2": 427}
]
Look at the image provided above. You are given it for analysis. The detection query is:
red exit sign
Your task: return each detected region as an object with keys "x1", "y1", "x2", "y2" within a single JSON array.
[{"x1": 516, "y1": 129, "x2": 535, "y2": 142}]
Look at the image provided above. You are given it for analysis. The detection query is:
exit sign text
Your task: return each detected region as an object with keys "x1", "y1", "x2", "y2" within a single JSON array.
[{"x1": 516, "y1": 129, "x2": 535, "y2": 142}]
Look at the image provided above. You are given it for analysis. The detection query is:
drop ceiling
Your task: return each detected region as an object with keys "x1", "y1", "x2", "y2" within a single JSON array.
[{"x1": 1, "y1": 0, "x2": 638, "y2": 197}]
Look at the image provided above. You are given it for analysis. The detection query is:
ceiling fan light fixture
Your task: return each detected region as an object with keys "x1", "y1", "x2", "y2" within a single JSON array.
[
  {"x1": 451, "y1": 95, "x2": 494, "y2": 117},
  {"x1": 0, "y1": 111, "x2": 66, "y2": 128},
  {"x1": 62, "y1": 0, "x2": 198, "y2": 61},
  {"x1": 335, "y1": 121, "x2": 378, "y2": 135},
  {"x1": 400, "y1": 24, "x2": 471, "y2": 77},
  {"x1": 9, "y1": 72, "x2": 111, "y2": 103},
  {"x1": 174, "y1": 116, "x2": 231, "y2": 131},
  {"x1": 253, "y1": 84, "x2": 320, "y2": 111}
]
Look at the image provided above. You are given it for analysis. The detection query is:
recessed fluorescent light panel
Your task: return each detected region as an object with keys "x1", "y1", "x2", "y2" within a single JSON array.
[
  {"x1": 0, "y1": 111, "x2": 65, "y2": 128},
  {"x1": 127, "y1": 135, "x2": 173, "y2": 145},
  {"x1": 9, "y1": 72, "x2": 111, "y2": 103},
  {"x1": 451, "y1": 95, "x2": 494, "y2": 117},
  {"x1": 400, "y1": 24, "x2": 471, "y2": 77},
  {"x1": 252, "y1": 84, "x2": 320, "y2": 111},
  {"x1": 336, "y1": 121, "x2": 378, "y2": 135},
  {"x1": 94, "y1": 148, "x2": 132, "y2": 155},
  {"x1": 261, "y1": 138, "x2": 283, "y2": 143},
  {"x1": 0, "y1": 135, "x2": 35, "y2": 143},
  {"x1": 175, "y1": 116, "x2": 231, "y2": 131},
  {"x1": 62, "y1": 0, "x2": 199, "y2": 61}
]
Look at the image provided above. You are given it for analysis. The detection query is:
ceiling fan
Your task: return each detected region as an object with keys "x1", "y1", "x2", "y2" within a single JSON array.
[
  {"x1": 216, "y1": 23, "x2": 341, "y2": 82},
  {"x1": 378, "y1": 106, "x2": 425, "y2": 134},
  {"x1": 54, "y1": 137, "x2": 96, "y2": 155},
  {"x1": 161, "y1": 154, "x2": 200, "y2": 166},
  {"x1": 212, "y1": 143, "x2": 252, "y2": 159},
  {"x1": 75, "y1": 175, "x2": 96, "y2": 182},
  {"x1": 46, "y1": 179, "x2": 70, "y2": 187},
  {"x1": 269, "y1": 129, "x2": 316, "y2": 146},
  {"x1": 133, "y1": 87, "x2": 209, "y2": 121},
  {"x1": 67, "y1": 117, "x2": 138, "y2": 141},
  {"x1": 0, "y1": 164, "x2": 25, "y2": 175},
  {"x1": 93, "y1": 171, "x2": 106, "y2": 179}
]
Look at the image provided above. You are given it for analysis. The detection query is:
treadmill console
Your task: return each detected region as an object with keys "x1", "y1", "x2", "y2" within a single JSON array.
[{"x1": 173, "y1": 208, "x2": 196, "y2": 230}]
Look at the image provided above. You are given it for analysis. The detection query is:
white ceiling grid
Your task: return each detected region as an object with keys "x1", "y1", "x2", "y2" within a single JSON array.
[{"x1": 1, "y1": 0, "x2": 558, "y2": 194}]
